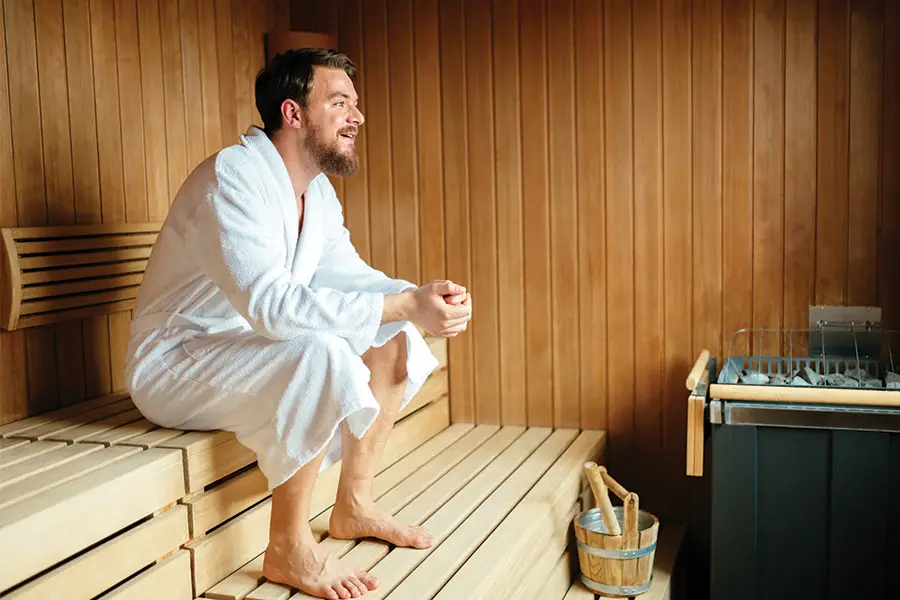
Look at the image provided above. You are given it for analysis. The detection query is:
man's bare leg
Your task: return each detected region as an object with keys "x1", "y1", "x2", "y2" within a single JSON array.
[
  {"x1": 329, "y1": 332, "x2": 435, "y2": 548},
  {"x1": 263, "y1": 441, "x2": 379, "y2": 599}
]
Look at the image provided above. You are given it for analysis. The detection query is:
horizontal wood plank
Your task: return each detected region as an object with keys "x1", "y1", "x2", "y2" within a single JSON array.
[
  {"x1": 19, "y1": 246, "x2": 153, "y2": 270},
  {"x1": 0, "y1": 391, "x2": 129, "y2": 438},
  {"x1": 0, "y1": 442, "x2": 103, "y2": 491},
  {"x1": 0, "y1": 440, "x2": 66, "y2": 470},
  {"x1": 84, "y1": 418, "x2": 158, "y2": 446},
  {"x1": 22, "y1": 273, "x2": 145, "y2": 301},
  {"x1": 0, "y1": 448, "x2": 185, "y2": 591},
  {"x1": 16, "y1": 233, "x2": 157, "y2": 255},
  {"x1": 5, "y1": 505, "x2": 190, "y2": 599},
  {"x1": 16, "y1": 299, "x2": 136, "y2": 329},
  {"x1": 11, "y1": 398, "x2": 135, "y2": 441},
  {"x1": 21, "y1": 259, "x2": 148, "y2": 285},
  {"x1": 6, "y1": 222, "x2": 162, "y2": 240},
  {"x1": 96, "y1": 549, "x2": 193, "y2": 600}
]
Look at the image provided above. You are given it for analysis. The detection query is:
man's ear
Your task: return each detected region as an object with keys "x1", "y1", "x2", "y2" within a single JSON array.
[{"x1": 281, "y1": 99, "x2": 304, "y2": 130}]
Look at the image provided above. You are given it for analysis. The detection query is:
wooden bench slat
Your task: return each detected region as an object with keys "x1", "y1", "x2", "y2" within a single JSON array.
[
  {"x1": 383, "y1": 428, "x2": 578, "y2": 600},
  {"x1": 563, "y1": 581, "x2": 596, "y2": 599},
  {"x1": 203, "y1": 554, "x2": 266, "y2": 600},
  {"x1": 0, "y1": 438, "x2": 29, "y2": 453},
  {"x1": 21, "y1": 258, "x2": 148, "y2": 285},
  {"x1": 0, "y1": 391, "x2": 129, "y2": 438},
  {"x1": 16, "y1": 233, "x2": 158, "y2": 255},
  {"x1": 85, "y1": 418, "x2": 158, "y2": 446},
  {"x1": 6, "y1": 222, "x2": 163, "y2": 240},
  {"x1": 433, "y1": 430, "x2": 606, "y2": 600},
  {"x1": 22, "y1": 272, "x2": 145, "y2": 300},
  {"x1": 20, "y1": 285, "x2": 140, "y2": 315},
  {"x1": 120, "y1": 427, "x2": 186, "y2": 449},
  {"x1": 45, "y1": 408, "x2": 144, "y2": 444},
  {"x1": 0, "y1": 447, "x2": 185, "y2": 591},
  {"x1": 187, "y1": 398, "x2": 451, "y2": 595},
  {"x1": 0, "y1": 445, "x2": 138, "y2": 509},
  {"x1": 4, "y1": 505, "x2": 190, "y2": 600},
  {"x1": 96, "y1": 549, "x2": 193, "y2": 600},
  {"x1": 18, "y1": 246, "x2": 153, "y2": 270},
  {"x1": 0, "y1": 441, "x2": 67, "y2": 470},
  {"x1": 13, "y1": 398, "x2": 136, "y2": 441},
  {"x1": 0, "y1": 442, "x2": 102, "y2": 489},
  {"x1": 16, "y1": 299, "x2": 137, "y2": 329},
  {"x1": 247, "y1": 583, "x2": 292, "y2": 600},
  {"x1": 515, "y1": 520, "x2": 577, "y2": 600}
]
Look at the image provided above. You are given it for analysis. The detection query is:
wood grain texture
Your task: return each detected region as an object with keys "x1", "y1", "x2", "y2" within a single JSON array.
[
  {"x1": 520, "y1": 0, "x2": 553, "y2": 427},
  {"x1": 884, "y1": 0, "x2": 900, "y2": 330},
  {"x1": 439, "y1": 0, "x2": 474, "y2": 422},
  {"x1": 0, "y1": 0, "x2": 276, "y2": 426},
  {"x1": 816, "y1": 0, "x2": 850, "y2": 305},
  {"x1": 466, "y1": 0, "x2": 500, "y2": 425},
  {"x1": 493, "y1": 0, "x2": 526, "y2": 426},
  {"x1": 784, "y1": 0, "x2": 817, "y2": 357},
  {"x1": 548, "y1": 0, "x2": 579, "y2": 429},
  {"x1": 575, "y1": 0, "x2": 606, "y2": 431}
]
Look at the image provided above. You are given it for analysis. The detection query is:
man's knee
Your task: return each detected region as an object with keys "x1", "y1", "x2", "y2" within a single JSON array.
[{"x1": 364, "y1": 332, "x2": 408, "y2": 381}]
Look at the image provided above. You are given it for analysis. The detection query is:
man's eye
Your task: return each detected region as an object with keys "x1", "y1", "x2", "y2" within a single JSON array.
[{"x1": 336, "y1": 101, "x2": 345, "y2": 107}]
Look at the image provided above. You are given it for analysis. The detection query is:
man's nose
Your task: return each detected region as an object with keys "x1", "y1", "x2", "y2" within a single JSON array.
[{"x1": 350, "y1": 105, "x2": 365, "y2": 127}]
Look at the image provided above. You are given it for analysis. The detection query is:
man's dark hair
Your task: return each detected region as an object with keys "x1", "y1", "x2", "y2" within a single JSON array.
[{"x1": 255, "y1": 48, "x2": 357, "y2": 135}]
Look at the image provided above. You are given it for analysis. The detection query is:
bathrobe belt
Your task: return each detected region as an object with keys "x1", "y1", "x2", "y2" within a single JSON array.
[{"x1": 130, "y1": 311, "x2": 251, "y2": 339}]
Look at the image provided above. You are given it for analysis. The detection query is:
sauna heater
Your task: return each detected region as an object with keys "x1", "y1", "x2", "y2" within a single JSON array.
[{"x1": 685, "y1": 306, "x2": 900, "y2": 600}]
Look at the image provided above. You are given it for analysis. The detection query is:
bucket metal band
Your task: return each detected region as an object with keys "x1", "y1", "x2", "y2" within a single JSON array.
[
  {"x1": 576, "y1": 539, "x2": 657, "y2": 559},
  {"x1": 580, "y1": 573, "x2": 653, "y2": 596}
]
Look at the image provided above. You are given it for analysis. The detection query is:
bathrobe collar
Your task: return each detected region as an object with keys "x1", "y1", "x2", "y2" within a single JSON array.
[{"x1": 241, "y1": 125, "x2": 324, "y2": 284}]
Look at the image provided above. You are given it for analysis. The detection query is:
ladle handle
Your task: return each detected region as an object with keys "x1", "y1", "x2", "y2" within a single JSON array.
[{"x1": 584, "y1": 462, "x2": 621, "y2": 536}]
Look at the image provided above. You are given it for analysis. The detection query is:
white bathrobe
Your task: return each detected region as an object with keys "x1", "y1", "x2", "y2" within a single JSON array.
[{"x1": 124, "y1": 125, "x2": 439, "y2": 490}]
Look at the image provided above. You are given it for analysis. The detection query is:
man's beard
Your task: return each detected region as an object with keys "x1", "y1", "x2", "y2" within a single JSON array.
[{"x1": 304, "y1": 122, "x2": 359, "y2": 177}]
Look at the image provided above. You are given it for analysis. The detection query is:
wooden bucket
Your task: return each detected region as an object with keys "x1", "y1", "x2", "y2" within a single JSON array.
[{"x1": 573, "y1": 506, "x2": 660, "y2": 597}]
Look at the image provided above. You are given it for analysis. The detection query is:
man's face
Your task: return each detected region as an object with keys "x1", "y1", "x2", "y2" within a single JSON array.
[{"x1": 301, "y1": 67, "x2": 365, "y2": 177}]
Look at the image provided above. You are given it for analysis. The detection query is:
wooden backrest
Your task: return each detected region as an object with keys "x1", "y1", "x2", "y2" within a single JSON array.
[{"x1": 1, "y1": 222, "x2": 163, "y2": 331}]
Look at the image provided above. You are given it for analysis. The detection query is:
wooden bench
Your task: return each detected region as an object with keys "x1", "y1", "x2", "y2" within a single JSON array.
[{"x1": 0, "y1": 223, "x2": 680, "y2": 599}]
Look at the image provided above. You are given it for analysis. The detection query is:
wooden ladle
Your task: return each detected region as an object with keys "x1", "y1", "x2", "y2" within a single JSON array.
[{"x1": 584, "y1": 462, "x2": 621, "y2": 535}]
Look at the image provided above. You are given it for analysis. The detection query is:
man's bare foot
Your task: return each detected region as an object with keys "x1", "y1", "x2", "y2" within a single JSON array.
[
  {"x1": 263, "y1": 536, "x2": 379, "y2": 599},
  {"x1": 330, "y1": 502, "x2": 435, "y2": 549}
]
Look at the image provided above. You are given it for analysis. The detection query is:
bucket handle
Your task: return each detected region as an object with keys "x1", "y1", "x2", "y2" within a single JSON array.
[{"x1": 584, "y1": 462, "x2": 621, "y2": 536}]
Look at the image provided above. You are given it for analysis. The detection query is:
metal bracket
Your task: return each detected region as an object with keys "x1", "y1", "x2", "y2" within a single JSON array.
[{"x1": 808, "y1": 305, "x2": 882, "y2": 359}]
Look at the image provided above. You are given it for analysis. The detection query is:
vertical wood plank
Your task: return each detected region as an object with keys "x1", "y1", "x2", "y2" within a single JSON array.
[
  {"x1": 161, "y1": 0, "x2": 188, "y2": 199},
  {"x1": 816, "y1": 0, "x2": 850, "y2": 305},
  {"x1": 883, "y1": 0, "x2": 900, "y2": 330},
  {"x1": 548, "y1": 0, "x2": 578, "y2": 429},
  {"x1": 198, "y1": 0, "x2": 223, "y2": 155},
  {"x1": 109, "y1": 311, "x2": 130, "y2": 391},
  {"x1": 722, "y1": 0, "x2": 754, "y2": 358},
  {"x1": 415, "y1": 0, "x2": 445, "y2": 286},
  {"x1": 0, "y1": 0, "x2": 16, "y2": 230},
  {"x1": 388, "y1": 0, "x2": 419, "y2": 284},
  {"x1": 215, "y1": 0, "x2": 237, "y2": 145},
  {"x1": 232, "y1": 0, "x2": 252, "y2": 133},
  {"x1": 180, "y1": 0, "x2": 207, "y2": 170},
  {"x1": 604, "y1": 0, "x2": 635, "y2": 463},
  {"x1": 465, "y1": 0, "x2": 500, "y2": 425},
  {"x1": 494, "y1": 0, "x2": 526, "y2": 426},
  {"x1": 35, "y1": 0, "x2": 74, "y2": 225},
  {"x1": 83, "y1": 315, "x2": 112, "y2": 398},
  {"x1": 847, "y1": 0, "x2": 883, "y2": 306},
  {"x1": 115, "y1": 0, "x2": 149, "y2": 223},
  {"x1": 439, "y1": 0, "x2": 474, "y2": 422},
  {"x1": 753, "y1": 0, "x2": 785, "y2": 357},
  {"x1": 91, "y1": 0, "x2": 126, "y2": 223},
  {"x1": 692, "y1": 0, "x2": 723, "y2": 360},
  {"x1": 55, "y1": 320, "x2": 87, "y2": 406},
  {"x1": 137, "y1": 0, "x2": 169, "y2": 220},
  {"x1": 6, "y1": 0, "x2": 46, "y2": 226},
  {"x1": 26, "y1": 325, "x2": 58, "y2": 414},
  {"x1": 64, "y1": 0, "x2": 102, "y2": 224},
  {"x1": 632, "y1": 0, "x2": 663, "y2": 511},
  {"x1": 661, "y1": 0, "x2": 693, "y2": 524},
  {"x1": 363, "y1": 0, "x2": 395, "y2": 276},
  {"x1": 784, "y1": 0, "x2": 817, "y2": 356},
  {"x1": 339, "y1": 0, "x2": 371, "y2": 263},
  {"x1": 0, "y1": 332, "x2": 28, "y2": 425},
  {"x1": 520, "y1": 0, "x2": 552, "y2": 426}
]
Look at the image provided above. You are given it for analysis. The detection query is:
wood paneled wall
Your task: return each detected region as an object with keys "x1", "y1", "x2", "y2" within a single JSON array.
[
  {"x1": 294, "y1": 0, "x2": 900, "y2": 519},
  {"x1": 0, "y1": 0, "x2": 287, "y2": 424}
]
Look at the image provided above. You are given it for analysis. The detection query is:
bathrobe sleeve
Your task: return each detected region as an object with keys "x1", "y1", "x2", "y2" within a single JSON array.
[
  {"x1": 310, "y1": 175, "x2": 417, "y2": 296},
  {"x1": 179, "y1": 151, "x2": 385, "y2": 344}
]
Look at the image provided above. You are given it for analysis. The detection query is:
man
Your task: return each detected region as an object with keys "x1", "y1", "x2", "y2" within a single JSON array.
[{"x1": 124, "y1": 49, "x2": 472, "y2": 600}]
